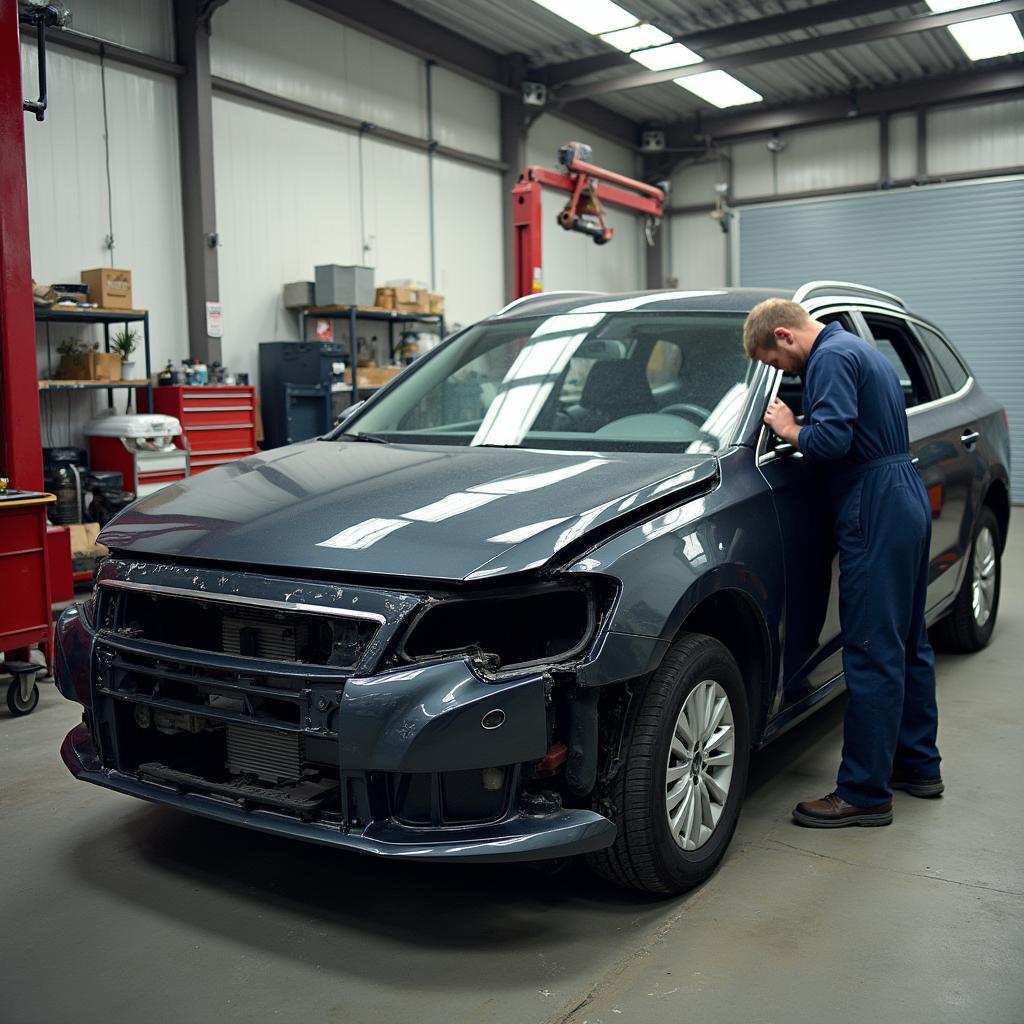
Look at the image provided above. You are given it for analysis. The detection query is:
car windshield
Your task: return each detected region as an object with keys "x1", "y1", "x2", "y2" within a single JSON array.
[{"x1": 340, "y1": 310, "x2": 754, "y2": 452}]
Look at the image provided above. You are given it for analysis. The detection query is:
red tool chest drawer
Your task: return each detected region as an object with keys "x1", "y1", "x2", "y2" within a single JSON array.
[{"x1": 140, "y1": 385, "x2": 259, "y2": 472}]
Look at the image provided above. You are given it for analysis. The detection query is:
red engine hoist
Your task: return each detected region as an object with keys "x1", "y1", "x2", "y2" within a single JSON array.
[{"x1": 511, "y1": 141, "x2": 667, "y2": 298}]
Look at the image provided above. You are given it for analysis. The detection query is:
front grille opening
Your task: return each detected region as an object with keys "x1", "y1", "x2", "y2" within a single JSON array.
[
  {"x1": 402, "y1": 589, "x2": 591, "y2": 669},
  {"x1": 109, "y1": 590, "x2": 377, "y2": 668},
  {"x1": 114, "y1": 703, "x2": 343, "y2": 818},
  {"x1": 107, "y1": 653, "x2": 303, "y2": 727},
  {"x1": 388, "y1": 767, "x2": 512, "y2": 826}
]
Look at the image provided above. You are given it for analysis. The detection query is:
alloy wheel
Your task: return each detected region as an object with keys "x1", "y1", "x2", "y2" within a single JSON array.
[
  {"x1": 972, "y1": 526, "x2": 997, "y2": 628},
  {"x1": 665, "y1": 679, "x2": 735, "y2": 851}
]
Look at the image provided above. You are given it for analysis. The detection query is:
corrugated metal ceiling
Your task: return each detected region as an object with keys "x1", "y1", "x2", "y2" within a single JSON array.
[{"x1": 390, "y1": 1, "x2": 1024, "y2": 122}]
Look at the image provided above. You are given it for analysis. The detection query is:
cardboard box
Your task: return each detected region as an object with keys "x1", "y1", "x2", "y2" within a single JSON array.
[
  {"x1": 314, "y1": 264, "x2": 375, "y2": 307},
  {"x1": 374, "y1": 287, "x2": 396, "y2": 310},
  {"x1": 344, "y1": 365, "x2": 403, "y2": 388},
  {"x1": 394, "y1": 286, "x2": 430, "y2": 313},
  {"x1": 428, "y1": 293, "x2": 445, "y2": 315},
  {"x1": 69, "y1": 523, "x2": 108, "y2": 559},
  {"x1": 81, "y1": 268, "x2": 132, "y2": 310},
  {"x1": 283, "y1": 281, "x2": 315, "y2": 310},
  {"x1": 59, "y1": 351, "x2": 122, "y2": 382}
]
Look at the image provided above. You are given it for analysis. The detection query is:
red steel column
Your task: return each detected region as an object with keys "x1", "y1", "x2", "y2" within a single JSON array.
[
  {"x1": 512, "y1": 178, "x2": 543, "y2": 299},
  {"x1": 0, "y1": 3, "x2": 44, "y2": 490}
]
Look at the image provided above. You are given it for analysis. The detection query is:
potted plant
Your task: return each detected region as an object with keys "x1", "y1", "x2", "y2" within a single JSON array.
[{"x1": 111, "y1": 327, "x2": 138, "y2": 379}]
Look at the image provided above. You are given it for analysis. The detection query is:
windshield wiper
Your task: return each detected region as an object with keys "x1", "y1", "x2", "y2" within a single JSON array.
[{"x1": 333, "y1": 432, "x2": 390, "y2": 444}]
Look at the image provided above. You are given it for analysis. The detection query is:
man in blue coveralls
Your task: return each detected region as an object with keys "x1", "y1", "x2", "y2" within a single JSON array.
[{"x1": 743, "y1": 298, "x2": 943, "y2": 828}]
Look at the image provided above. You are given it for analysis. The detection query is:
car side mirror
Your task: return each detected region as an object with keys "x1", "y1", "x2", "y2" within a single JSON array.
[{"x1": 336, "y1": 400, "x2": 365, "y2": 428}]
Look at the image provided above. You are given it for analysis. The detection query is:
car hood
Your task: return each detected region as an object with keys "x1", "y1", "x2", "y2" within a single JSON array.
[{"x1": 99, "y1": 440, "x2": 718, "y2": 582}]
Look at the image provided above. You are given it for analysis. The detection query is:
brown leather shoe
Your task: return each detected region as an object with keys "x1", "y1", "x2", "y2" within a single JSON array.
[{"x1": 792, "y1": 792, "x2": 893, "y2": 828}]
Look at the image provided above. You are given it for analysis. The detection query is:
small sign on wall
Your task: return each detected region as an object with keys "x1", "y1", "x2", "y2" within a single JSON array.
[{"x1": 206, "y1": 301, "x2": 223, "y2": 338}]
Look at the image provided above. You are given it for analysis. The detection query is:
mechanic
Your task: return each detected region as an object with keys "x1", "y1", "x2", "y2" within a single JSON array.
[{"x1": 742, "y1": 298, "x2": 943, "y2": 828}]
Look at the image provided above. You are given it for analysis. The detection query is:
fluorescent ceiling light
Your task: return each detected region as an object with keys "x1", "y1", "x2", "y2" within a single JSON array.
[
  {"x1": 630, "y1": 42, "x2": 703, "y2": 70},
  {"x1": 675, "y1": 70, "x2": 764, "y2": 108},
  {"x1": 528, "y1": 0, "x2": 637, "y2": 35},
  {"x1": 947, "y1": 14, "x2": 1024, "y2": 58},
  {"x1": 600, "y1": 23, "x2": 672, "y2": 52},
  {"x1": 924, "y1": 0, "x2": 995, "y2": 11}
]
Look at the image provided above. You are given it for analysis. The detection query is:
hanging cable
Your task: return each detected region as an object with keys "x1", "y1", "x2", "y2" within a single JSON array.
[
  {"x1": 357, "y1": 128, "x2": 366, "y2": 259},
  {"x1": 425, "y1": 60, "x2": 437, "y2": 292},
  {"x1": 99, "y1": 44, "x2": 115, "y2": 264}
]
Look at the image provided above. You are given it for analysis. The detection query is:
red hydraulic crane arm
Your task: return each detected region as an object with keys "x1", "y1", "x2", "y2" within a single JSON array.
[{"x1": 511, "y1": 141, "x2": 667, "y2": 299}]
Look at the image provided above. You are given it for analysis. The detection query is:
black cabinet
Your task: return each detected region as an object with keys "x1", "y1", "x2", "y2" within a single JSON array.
[{"x1": 259, "y1": 342, "x2": 350, "y2": 448}]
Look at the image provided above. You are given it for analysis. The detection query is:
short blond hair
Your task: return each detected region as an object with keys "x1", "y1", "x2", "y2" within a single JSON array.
[{"x1": 742, "y1": 298, "x2": 813, "y2": 358}]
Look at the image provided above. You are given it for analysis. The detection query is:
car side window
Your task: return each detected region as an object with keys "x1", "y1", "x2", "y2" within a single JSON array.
[
  {"x1": 860, "y1": 313, "x2": 940, "y2": 410},
  {"x1": 915, "y1": 324, "x2": 969, "y2": 396}
]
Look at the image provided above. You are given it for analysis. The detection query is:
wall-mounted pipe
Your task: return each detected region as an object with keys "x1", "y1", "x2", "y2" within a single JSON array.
[{"x1": 425, "y1": 60, "x2": 437, "y2": 292}]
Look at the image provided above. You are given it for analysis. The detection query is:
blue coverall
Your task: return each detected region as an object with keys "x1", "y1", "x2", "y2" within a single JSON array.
[{"x1": 798, "y1": 320, "x2": 942, "y2": 807}]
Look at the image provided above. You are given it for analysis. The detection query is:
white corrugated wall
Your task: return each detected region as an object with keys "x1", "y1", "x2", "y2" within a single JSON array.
[
  {"x1": 210, "y1": 0, "x2": 504, "y2": 383},
  {"x1": 20, "y1": 25, "x2": 187, "y2": 448}
]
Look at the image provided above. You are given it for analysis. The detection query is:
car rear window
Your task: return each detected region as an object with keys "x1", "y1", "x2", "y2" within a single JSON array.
[{"x1": 916, "y1": 324, "x2": 969, "y2": 396}]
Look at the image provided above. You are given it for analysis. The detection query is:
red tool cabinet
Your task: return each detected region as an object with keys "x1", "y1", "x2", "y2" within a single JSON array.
[
  {"x1": 140, "y1": 385, "x2": 259, "y2": 473},
  {"x1": 0, "y1": 494, "x2": 55, "y2": 666}
]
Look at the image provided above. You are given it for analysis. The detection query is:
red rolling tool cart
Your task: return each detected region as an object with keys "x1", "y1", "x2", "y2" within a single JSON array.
[
  {"x1": 0, "y1": 492, "x2": 55, "y2": 713},
  {"x1": 140, "y1": 385, "x2": 259, "y2": 473}
]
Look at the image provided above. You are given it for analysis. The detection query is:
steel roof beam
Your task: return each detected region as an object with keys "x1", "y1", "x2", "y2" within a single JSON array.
[
  {"x1": 558, "y1": 0, "x2": 1024, "y2": 101},
  {"x1": 543, "y1": 0, "x2": 907, "y2": 85},
  {"x1": 666, "y1": 66, "x2": 1024, "y2": 143}
]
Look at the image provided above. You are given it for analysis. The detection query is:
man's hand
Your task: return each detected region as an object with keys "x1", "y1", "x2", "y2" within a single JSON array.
[{"x1": 764, "y1": 398, "x2": 800, "y2": 446}]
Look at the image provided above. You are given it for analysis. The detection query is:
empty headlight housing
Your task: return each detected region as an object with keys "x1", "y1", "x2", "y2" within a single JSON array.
[{"x1": 400, "y1": 581, "x2": 614, "y2": 672}]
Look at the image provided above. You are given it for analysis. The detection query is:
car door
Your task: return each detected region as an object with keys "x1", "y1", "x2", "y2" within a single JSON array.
[
  {"x1": 757, "y1": 309, "x2": 851, "y2": 706},
  {"x1": 858, "y1": 311, "x2": 974, "y2": 610}
]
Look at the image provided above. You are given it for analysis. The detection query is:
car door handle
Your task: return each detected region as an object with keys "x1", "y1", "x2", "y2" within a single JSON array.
[{"x1": 960, "y1": 429, "x2": 980, "y2": 448}]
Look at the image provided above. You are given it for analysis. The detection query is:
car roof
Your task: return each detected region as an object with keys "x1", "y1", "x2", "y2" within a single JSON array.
[{"x1": 492, "y1": 288, "x2": 793, "y2": 320}]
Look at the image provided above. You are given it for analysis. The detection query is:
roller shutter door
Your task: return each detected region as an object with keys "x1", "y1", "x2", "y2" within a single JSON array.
[{"x1": 739, "y1": 177, "x2": 1023, "y2": 500}]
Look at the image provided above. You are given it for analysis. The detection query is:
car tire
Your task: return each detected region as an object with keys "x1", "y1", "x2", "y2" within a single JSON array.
[
  {"x1": 587, "y1": 632, "x2": 750, "y2": 896},
  {"x1": 931, "y1": 506, "x2": 1002, "y2": 653}
]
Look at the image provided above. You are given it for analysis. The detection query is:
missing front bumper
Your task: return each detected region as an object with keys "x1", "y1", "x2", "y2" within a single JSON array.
[{"x1": 61, "y1": 724, "x2": 616, "y2": 862}]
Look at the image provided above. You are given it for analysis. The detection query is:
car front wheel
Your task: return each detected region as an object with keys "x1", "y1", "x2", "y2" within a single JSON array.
[{"x1": 588, "y1": 632, "x2": 750, "y2": 895}]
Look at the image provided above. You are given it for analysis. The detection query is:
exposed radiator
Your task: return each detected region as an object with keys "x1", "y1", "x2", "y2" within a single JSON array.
[
  {"x1": 225, "y1": 724, "x2": 302, "y2": 782},
  {"x1": 221, "y1": 609, "x2": 310, "y2": 662}
]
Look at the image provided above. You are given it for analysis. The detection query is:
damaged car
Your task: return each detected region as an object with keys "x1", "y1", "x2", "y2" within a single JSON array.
[{"x1": 55, "y1": 283, "x2": 1010, "y2": 895}]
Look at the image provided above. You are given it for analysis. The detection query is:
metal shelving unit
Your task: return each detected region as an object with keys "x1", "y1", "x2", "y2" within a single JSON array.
[
  {"x1": 296, "y1": 305, "x2": 445, "y2": 403},
  {"x1": 35, "y1": 306, "x2": 153, "y2": 409}
]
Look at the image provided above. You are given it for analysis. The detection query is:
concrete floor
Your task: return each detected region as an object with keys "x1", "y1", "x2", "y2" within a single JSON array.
[{"x1": 2, "y1": 536, "x2": 1022, "y2": 1024}]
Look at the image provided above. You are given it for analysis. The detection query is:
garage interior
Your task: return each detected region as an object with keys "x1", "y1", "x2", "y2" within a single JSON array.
[{"x1": 2, "y1": 1, "x2": 1022, "y2": 1022}]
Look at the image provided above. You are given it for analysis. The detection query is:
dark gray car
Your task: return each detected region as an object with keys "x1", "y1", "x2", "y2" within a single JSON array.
[{"x1": 54, "y1": 282, "x2": 1010, "y2": 895}]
